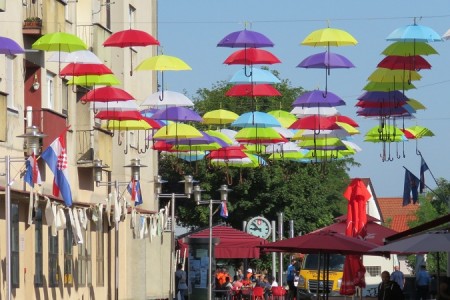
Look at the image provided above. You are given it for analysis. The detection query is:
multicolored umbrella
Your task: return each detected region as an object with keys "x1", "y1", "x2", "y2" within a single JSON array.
[{"x1": 401, "y1": 126, "x2": 434, "y2": 139}]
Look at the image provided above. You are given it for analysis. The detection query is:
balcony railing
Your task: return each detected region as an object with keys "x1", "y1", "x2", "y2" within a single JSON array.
[{"x1": 22, "y1": 0, "x2": 43, "y2": 35}]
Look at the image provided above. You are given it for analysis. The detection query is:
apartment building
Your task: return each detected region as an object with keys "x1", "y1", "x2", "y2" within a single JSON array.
[{"x1": 0, "y1": 0, "x2": 170, "y2": 299}]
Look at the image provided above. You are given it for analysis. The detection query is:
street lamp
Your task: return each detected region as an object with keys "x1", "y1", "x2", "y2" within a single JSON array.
[
  {"x1": 93, "y1": 158, "x2": 146, "y2": 300},
  {"x1": 154, "y1": 174, "x2": 196, "y2": 300},
  {"x1": 193, "y1": 184, "x2": 231, "y2": 300},
  {"x1": 1, "y1": 125, "x2": 46, "y2": 300}
]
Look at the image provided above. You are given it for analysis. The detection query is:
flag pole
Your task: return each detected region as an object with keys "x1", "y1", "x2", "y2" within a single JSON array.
[
  {"x1": 419, "y1": 153, "x2": 438, "y2": 186},
  {"x1": 403, "y1": 166, "x2": 444, "y2": 202}
]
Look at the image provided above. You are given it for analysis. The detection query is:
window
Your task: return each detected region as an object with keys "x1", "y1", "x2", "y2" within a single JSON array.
[
  {"x1": 64, "y1": 212, "x2": 73, "y2": 286},
  {"x1": 366, "y1": 266, "x2": 381, "y2": 277},
  {"x1": 61, "y1": 79, "x2": 68, "y2": 115},
  {"x1": 34, "y1": 208, "x2": 43, "y2": 286},
  {"x1": 46, "y1": 72, "x2": 54, "y2": 110},
  {"x1": 48, "y1": 230, "x2": 59, "y2": 287},
  {"x1": 77, "y1": 221, "x2": 91, "y2": 286},
  {"x1": 6, "y1": 55, "x2": 15, "y2": 109},
  {"x1": 11, "y1": 203, "x2": 19, "y2": 288},
  {"x1": 96, "y1": 218, "x2": 104, "y2": 286}
]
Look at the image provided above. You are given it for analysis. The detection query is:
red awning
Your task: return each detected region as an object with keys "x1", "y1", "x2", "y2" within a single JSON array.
[{"x1": 177, "y1": 225, "x2": 268, "y2": 259}]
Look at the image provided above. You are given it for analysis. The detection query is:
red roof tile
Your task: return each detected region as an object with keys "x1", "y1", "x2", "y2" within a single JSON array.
[{"x1": 377, "y1": 197, "x2": 418, "y2": 232}]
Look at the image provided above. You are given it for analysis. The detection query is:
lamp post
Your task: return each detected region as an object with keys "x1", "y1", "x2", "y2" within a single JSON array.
[
  {"x1": 93, "y1": 158, "x2": 146, "y2": 300},
  {"x1": 154, "y1": 174, "x2": 196, "y2": 300},
  {"x1": 1, "y1": 126, "x2": 45, "y2": 300},
  {"x1": 193, "y1": 184, "x2": 231, "y2": 300}
]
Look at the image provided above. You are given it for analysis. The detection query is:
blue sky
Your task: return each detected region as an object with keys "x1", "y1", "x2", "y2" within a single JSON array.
[{"x1": 157, "y1": 1, "x2": 450, "y2": 197}]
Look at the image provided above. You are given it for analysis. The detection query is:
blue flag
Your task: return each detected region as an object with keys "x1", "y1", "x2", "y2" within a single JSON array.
[
  {"x1": 403, "y1": 169, "x2": 420, "y2": 206},
  {"x1": 127, "y1": 179, "x2": 143, "y2": 206},
  {"x1": 219, "y1": 201, "x2": 228, "y2": 218},
  {"x1": 419, "y1": 157, "x2": 429, "y2": 193}
]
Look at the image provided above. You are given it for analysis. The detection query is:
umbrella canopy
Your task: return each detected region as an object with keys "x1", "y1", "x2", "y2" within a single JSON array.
[
  {"x1": 402, "y1": 126, "x2": 434, "y2": 139},
  {"x1": 235, "y1": 127, "x2": 285, "y2": 144},
  {"x1": 370, "y1": 230, "x2": 450, "y2": 254},
  {"x1": 32, "y1": 32, "x2": 88, "y2": 52},
  {"x1": 151, "y1": 106, "x2": 202, "y2": 122},
  {"x1": 382, "y1": 41, "x2": 438, "y2": 56},
  {"x1": 291, "y1": 106, "x2": 338, "y2": 117},
  {"x1": 229, "y1": 67, "x2": 281, "y2": 84},
  {"x1": 102, "y1": 119, "x2": 152, "y2": 130},
  {"x1": 267, "y1": 110, "x2": 297, "y2": 128},
  {"x1": 363, "y1": 81, "x2": 416, "y2": 92},
  {"x1": 232, "y1": 111, "x2": 281, "y2": 128},
  {"x1": 289, "y1": 115, "x2": 336, "y2": 131},
  {"x1": 217, "y1": 29, "x2": 274, "y2": 48},
  {"x1": 141, "y1": 90, "x2": 194, "y2": 107},
  {"x1": 386, "y1": 23, "x2": 443, "y2": 42},
  {"x1": 47, "y1": 50, "x2": 102, "y2": 64},
  {"x1": 0, "y1": 36, "x2": 24, "y2": 55},
  {"x1": 153, "y1": 123, "x2": 203, "y2": 140},
  {"x1": 204, "y1": 130, "x2": 236, "y2": 145},
  {"x1": 95, "y1": 110, "x2": 142, "y2": 121},
  {"x1": 91, "y1": 100, "x2": 139, "y2": 111},
  {"x1": 81, "y1": 86, "x2": 134, "y2": 102},
  {"x1": 297, "y1": 51, "x2": 355, "y2": 69},
  {"x1": 327, "y1": 115, "x2": 359, "y2": 127},
  {"x1": 224, "y1": 48, "x2": 280, "y2": 65},
  {"x1": 368, "y1": 68, "x2": 421, "y2": 82},
  {"x1": 364, "y1": 125, "x2": 406, "y2": 142},
  {"x1": 377, "y1": 55, "x2": 431, "y2": 70},
  {"x1": 202, "y1": 109, "x2": 239, "y2": 125},
  {"x1": 292, "y1": 90, "x2": 346, "y2": 108},
  {"x1": 259, "y1": 230, "x2": 377, "y2": 254},
  {"x1": 60, "y1": 62, "x2": 113, "y2": 76},
  {"x1": 67, "y1": 74, "x2": 121, "y2": 86},
  {"x1": 207, "y1": 145, "x2": 249, "y2": 159},
  {"x1": 103, "y1": 29, "x2": 160, "y2": 47},
  {"x1": 226, "y1": 84, "x2": 281, "y2": 97},
  {"x1": 301, "y1": 27, "x2": 358, "y2": 47},
  {"x1": 135, "y1": 54, "x2": 191, "y2": 71}
]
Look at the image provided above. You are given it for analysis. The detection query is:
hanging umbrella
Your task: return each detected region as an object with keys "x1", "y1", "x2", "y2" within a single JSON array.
[
  {"x1": 67, "y1": 74, "x2": 121, "y2": 87},
  {"x1": 224, "y1": 48, "x2": 280, "y2": 65},
  {"x1": 327, "y1": 115, "x2": 359, "y2": 127},
  {"x1": 292, "y1": 90, "x2": 346, "y2": 108},
  {"x1": 235, "y1": 127, "x2": 286, "y2": 144},
  {"x1": 103, "y1": 29, "x2": 160, "y2": 75},
  {"x1": 364, "y1": 125, "x2": 406, "y2": 142},
  {"x1": 153, "y1": 123, "x2": 203, "y2": 140},
  {"x1": 272, "y1": 127, "x2": 295, "y2": 139},
  {"x1": 207, "y1": 145, "x2": 249, "y2": 159},
  {"x1": 289, "y1": 115, "x2": 336, "y2": 131},
  {"x1": 301, "y1": 27, "x2": 358, "y2": 47},
  {"x1": 382, "y1": 41, "x2": 438, "y2": 56},
  {"x1": 357, "y1": 106, "x2": 412, "y2": 118},
  {"x1": 267, "y1": 110, "x2": 297, "y2": 128},
  {"x1": 265, "y1": 142, "x2": 302, "y2": 154},
  {"x1": 217, "y1": 28, "x2": 274, "y2": 48},
  {"x1": 368, "y1": 68, "x2": 421, "y2": 82},
  {"x1": 204, "y1": 130, "x2": 236, "y2": 145},
  {"x1": 363, "y1": 81, "x2": 416, "y2": 92},
  {"x1": 95, "y1": 110, "x2": 142, "y2": 121},
  {"x1": 299, "y1": 138, "x2": 348, "y2": 151},
  {"x1": 81, "y1": 86, "x2": 135, "y2": 102},
  {"x1": 32, "y1": 32, "x2": 88, "y2": 52},
  {"x1": 297, "y1": 51, "x2": 354, "y2": 69},
  {"x1": 407, "y1": 98, "x2": 426, "y2": 110},
  {"x1": 229, "y1": 67, "x2": 281, "y2": 84},
  {"x1": 226, "y1": 84, "x2": 281, "y2": 97},
  {"x1": 60, "y1": 62, "x2": 113, "y2": 76},
  {"x1": 202, "y1": 109, "x2": 239, "y2": 125},
  {"x1": 377, "y1": 55, "x2": 431, "y2": 70},
  {"x1": 102, "y1": 119, "x2": 152, "y2": 130},
  {"x1": 0, "y1": 36, "x2": 25, "y2": 55},
  {"x1": 47, "y1": 50, "x2": 102, "y2": 64},
  {"x1": 357, "y1": 91, "x2": 409, "y2": 106},
  {"x1": 91, "y1": 100, "x2": 139, "y2": 112},
  {"x1": 291, "y1": 106, "x2": 338, "y2": 117},
  {"x1": 151, "y1": 106, "x2": 203, "y2": 122},
  {"x1": 141, "y1": 90, "x2": 194, "y2": 107},
  {"x1": 135, "y1": 54, "x2": 191, "y2": 100},
  {"x1": 386, "y1": 23, "x2": 443, "y2": 42},
  {"x1": 401, "y1": 126, "x2": 434, "y2": 139},
  {"x1": 232, "y1": 111, "x2": 281, "y2": 128},
  {"x1": 218, "y1": 129, "x2": 238, "y2": 141}
]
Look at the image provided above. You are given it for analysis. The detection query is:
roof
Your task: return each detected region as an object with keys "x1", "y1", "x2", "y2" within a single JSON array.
[
  {"x1": 386, "y1": 213, "x2": 450, "y2": 242},
  {"x1": 377, "y1": 197, "x2": 419, "y2": 232}
]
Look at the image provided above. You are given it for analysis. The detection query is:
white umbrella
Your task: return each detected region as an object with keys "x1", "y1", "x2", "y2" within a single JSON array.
[
  {"x1": 218, "y1": 129, "x2": 238, "y2": 141},
  {"x1": 141, "y1": 90, "x2": 194, "y2": 107},
  {"x1": 342, "y1": 140, "x2": 362, "y2": 152},
  {"x1": 272, "y1": 127, "x2": 295, "y2": 139},
  {"x1": 47, "y1": 50, "x2": 103, "y2": 64},
  {"x1": 291, "y1": 106, "x2": 338, "y2": 117},
  {"x1": 90, "y1": 100, "x2": 139, "y2": 111},
  {"x1": 265, "y1": 142, "x2": 302, "y2": 154}
]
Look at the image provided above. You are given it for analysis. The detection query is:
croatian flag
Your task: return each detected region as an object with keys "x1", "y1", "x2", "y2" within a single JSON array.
[
  {"x1": 220, "y1": 201, "x2": 228, "y2": 218},
  {"x1": 41, "y1": 128, "x2": 73, "y2": 207},
  {"x1": 127, "y1": 179, "x2": 143, "y2": 206},
  {"x1": 24, "y1": 153, "x2": 42, "y2": 188}
]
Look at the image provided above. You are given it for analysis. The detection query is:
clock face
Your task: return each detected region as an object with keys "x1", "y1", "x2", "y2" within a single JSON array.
[{"x1": 246, "y1": 216, "x2": 272, "y2": 239}]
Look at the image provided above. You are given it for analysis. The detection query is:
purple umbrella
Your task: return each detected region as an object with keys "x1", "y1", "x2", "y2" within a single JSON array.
[
  {"x1": 357, "y1": 91, "x2": 409, "y2": 108},
  {"x1": 217, "y1": 29, "x2": 274, "y2": 48},
  {"x1": 356, "y1": 106, "x2": 412, "y2": 117},
  {"x1": 151, "y1": 106, "x2": 203, "y2": 122},
  {"x1": 292, "y1": 90, "x2": 346, "y2": 108},
  {"x1": 297, "y1": 51, "x2": 354, "y2": 69},
  {"x1": 0, "y1": 36, "x2": 24, "y2": 55}
]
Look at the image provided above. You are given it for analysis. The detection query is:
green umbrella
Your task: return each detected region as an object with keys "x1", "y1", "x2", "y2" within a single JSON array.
[
  {"x1": 67, "y1": 74, "x2": 121, "y2": 87},
  {"x1": 267, "y1": 110, "x2": 297, "y2": 128},
  {"x1": 32, "y1": 32, "x2": 88, "y2": 52},
  {"x1": 363, "y1": 81, "x2": 416, "y2": 92},
  {"x1": 364, "y1": 125, "x2": 405, "y2": 142},
  {"x1": 202, "y1": 109, "x2": 239, "y2": 125},
  {"x1": 382, "y1": 41, "x2": 438, "y2": 56},
  {"x1": 368, "y1": 68, "x2": 421, "y2": 83}
]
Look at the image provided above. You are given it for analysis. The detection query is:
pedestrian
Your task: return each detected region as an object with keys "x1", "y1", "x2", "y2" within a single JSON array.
[
  {"x1": 378, "y1": 270, "x2": 404, "y2": 300},
  {"x1": 286, "y1": 259, "x2": 297, "y2": 300},
  {"x1": 416, "y1": 265, "x2": 431, "y2": 300},
  {"x1": 391, "y1": 265, "x2": 405, "y2": 290},
  {"x1": 175, "y1": 263, "x2": 188, "y2": 300}
]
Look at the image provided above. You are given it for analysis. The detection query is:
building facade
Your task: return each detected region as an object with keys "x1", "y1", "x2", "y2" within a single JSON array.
[{"x1": 0, "y1": 0, "x2": 170, "y2": 299}]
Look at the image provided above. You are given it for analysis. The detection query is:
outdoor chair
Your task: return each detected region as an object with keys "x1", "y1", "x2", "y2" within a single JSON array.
[
  {"x1": 271, "y1": 286, "x2": 287, "y2": 299},
  {"x1": 251, "y1": 286, "x2": 265, "y2": 300}
]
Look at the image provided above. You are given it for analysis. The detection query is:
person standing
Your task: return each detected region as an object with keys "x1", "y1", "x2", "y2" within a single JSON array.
[
  {"x1": 416, "y1": 265, "x2": 431, "y2": 300},
  {"x1": 378, "y1": 270, "x2": 404, "y2": 300},
  {"x1": 286, "y1": 259, "x2": 297, "y2": 300},
  {"x1": 391, "y1": 265, "x2": 405, "y2": 290},
  {"x1": 175, "y1": 263, "x2": 188, "y2": 300}
]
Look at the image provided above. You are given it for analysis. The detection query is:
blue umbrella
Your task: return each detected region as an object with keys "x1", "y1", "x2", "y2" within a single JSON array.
[
  {"x1": 230, "y1": 67, "x2": 281, "y2": 84},
  {"x1": 292, "y1": 90, "x2": 346, "y2": 108},
  {"x1": 232, "y1": 111, "x2": 281, "y2": 128},
  {"x1": 386, "y1": 23, "x2": 443, "y2": 42},
  {"x1": 0, "y1": 36, "x2": 24, "y2": 55}
]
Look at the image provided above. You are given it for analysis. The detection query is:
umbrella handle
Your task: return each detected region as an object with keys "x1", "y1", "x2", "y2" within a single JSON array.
[{"x1": 159, "y1": 72, "x2": 165, "y2": 101}]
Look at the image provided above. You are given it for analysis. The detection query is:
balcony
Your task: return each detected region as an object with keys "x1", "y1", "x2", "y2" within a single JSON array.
[
  {"x1": 22, "y1": 0, "x2": 43, "y2": 36},
  {"x1": 23, "y1": 17, "x2": 42, "y2": 36}
]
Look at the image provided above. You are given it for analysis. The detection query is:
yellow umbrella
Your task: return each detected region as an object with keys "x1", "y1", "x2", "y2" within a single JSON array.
[
  {"x1": 202, "y1": 109, "x2": 239, "y2": 125},
  {"x1": 301, "y1": 27, "x2": 358, "y2": 47},
  {"x1": 204, "y1": 130, "x2": 235, "y2": 145},
  {"x1": 407, "y1": 98, "x2": 426, "y2": 110},
  {"x1": 267, "y1": 110, "x2": 297, "y2": 128},
  {"x1": 153, "y1": 123, "x2": 203, "y2": 139},
  {"x1": 363, "y1": 81, "x2": 416, "y2": 92},
  {"x1": 102, "y1": 119, "x2": 151, "y2": 130},
  {"x1": 368, "y1": 68, "x2": 421, "y2": 82}
]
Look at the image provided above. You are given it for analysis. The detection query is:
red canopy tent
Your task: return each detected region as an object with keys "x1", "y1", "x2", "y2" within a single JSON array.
[{"x1": 177, "y1": 225, "x2": 267, "y2": 259}]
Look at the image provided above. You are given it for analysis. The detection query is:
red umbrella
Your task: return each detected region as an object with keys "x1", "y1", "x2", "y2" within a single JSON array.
[
  {"x1": 207, "y1": 145, "x2": 248, "y2": 159},
  {"x1": 326, "y1": 115, "x2": 359, "y2": 127},
  {"x1": 95, "y1": 110, "x2": 142, "y2": 121},
  {"x1": 103, "y1": 29, "x2": 160, "y2": 75},
  {"x1": 340, "y1": 178, "x2": 371, "y2": 296},
  {"x1": 223, "y1": 48, "x2": 281, "y2": 65},
  {"x1": 142, "y1": 117, "x2": 162, "y2": 129},
  {"x1": 80, "y1": 86, "x2": 135, "y2": 102},
  {"x1": 226, "y1": 84, "x2": 281, "y2": 97},
  {"x1": 289, "y1": 115, "x2": 336, "y2": 130},
  {"x1": 377, "y1": 55, "x2": 431, "y2": 70},
  {"x1": 60, "y1": 63, "x2": 113, "y2": 76}
]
